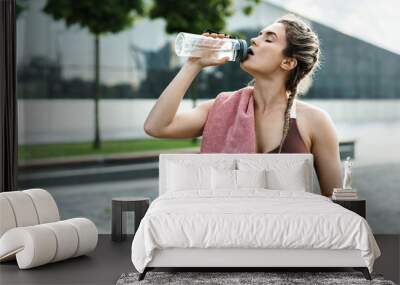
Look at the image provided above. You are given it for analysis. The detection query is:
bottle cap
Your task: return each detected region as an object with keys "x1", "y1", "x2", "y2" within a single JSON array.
[{"x1": 236, "y1": 40, "x2": 249, "y2": 62}]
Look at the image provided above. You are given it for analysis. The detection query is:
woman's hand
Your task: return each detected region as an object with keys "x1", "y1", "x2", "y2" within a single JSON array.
[{"x1": 186, "y1": 32, "x2": 232, "y2": 69}]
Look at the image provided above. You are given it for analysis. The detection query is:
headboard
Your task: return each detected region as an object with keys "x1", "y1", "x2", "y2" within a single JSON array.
[{"x1": 159, "y1": 153, "x2": 321, "y2": 196}]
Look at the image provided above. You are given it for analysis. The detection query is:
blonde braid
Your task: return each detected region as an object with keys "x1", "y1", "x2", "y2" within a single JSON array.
[{"x1": 278, "y1": 91, "x2": 296, "y2": 153}]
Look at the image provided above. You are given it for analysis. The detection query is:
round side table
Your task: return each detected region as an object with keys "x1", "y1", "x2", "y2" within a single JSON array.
[{"x1": 112, "y1": 197, "x2": 150, "y2": 242}]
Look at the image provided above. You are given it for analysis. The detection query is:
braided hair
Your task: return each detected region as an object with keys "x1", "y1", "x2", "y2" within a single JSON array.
[{"x1": 248, "y1": 14, "x2": 321, "y2": 153}]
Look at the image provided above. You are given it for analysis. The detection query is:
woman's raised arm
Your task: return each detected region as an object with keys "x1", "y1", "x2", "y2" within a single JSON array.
[{"x1": 144, "y1": 32, "x2": 230, "y2": 139}]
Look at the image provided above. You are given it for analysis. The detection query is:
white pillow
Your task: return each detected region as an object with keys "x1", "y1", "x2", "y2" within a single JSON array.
[
  {"x1": 237, "y1": 158, "x2": 312, "y2": 192},
  {"x1": 211, "y1": 168, "x2": 236, "y2": 190},
  {"x1": 266, "y1": 161, "x2": 309, "y2": 191},
  {"x1": 211, "y1": 168, "x2": 268, "y2": 190},
  {"x1": 236, "y1": 169, "x2": 268, "y2": 188},
  {"x1": 167, "y1": 161, "x2": 211, "y2": 191},
  {"x1": 166, "y1": 159, "x2": 236, "y2": 192}
]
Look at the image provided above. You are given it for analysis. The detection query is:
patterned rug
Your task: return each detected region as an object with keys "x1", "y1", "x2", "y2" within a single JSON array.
[{"x1": 116, "y1": 271, "x2": 396, "y2": 285}]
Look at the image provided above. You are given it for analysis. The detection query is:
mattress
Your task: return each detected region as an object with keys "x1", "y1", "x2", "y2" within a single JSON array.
[{"x1": 131, "y1": 189, "x2": 381, "y2": 273}]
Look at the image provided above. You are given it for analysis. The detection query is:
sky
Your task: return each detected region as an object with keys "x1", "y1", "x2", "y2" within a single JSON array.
[{"x1": 266, "y1": 0, "x2": 400, "y2": 55}]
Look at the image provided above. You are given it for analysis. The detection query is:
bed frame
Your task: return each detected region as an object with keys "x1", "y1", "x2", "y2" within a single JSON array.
[{"x1": 138, "y1": 153, "x2": 371, "y2": 281}]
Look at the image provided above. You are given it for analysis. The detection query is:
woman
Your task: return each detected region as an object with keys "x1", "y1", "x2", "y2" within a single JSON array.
[{"x1": 143, "y1": 14, "x2": 342, "y2": 197}]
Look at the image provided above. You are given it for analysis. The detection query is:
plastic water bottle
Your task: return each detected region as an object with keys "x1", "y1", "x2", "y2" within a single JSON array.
[{"x1": 174, "y1": 32, "x2": 249, "y2": 62}]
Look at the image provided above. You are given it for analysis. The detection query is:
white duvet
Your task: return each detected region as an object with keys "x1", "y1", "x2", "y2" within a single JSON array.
[{"x1": 131, "y1": 189, "x2": 381, "y2": 273}]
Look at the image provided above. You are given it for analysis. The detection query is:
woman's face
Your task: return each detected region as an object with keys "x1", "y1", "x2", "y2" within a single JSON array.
[{"x1": 240, "y1": 22, "x2": 288, "y2": 77}]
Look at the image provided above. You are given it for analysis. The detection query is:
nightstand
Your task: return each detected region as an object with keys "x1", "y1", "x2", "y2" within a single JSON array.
[
  {"x1": 332, "y1": 199, "x2": 366, "y2": 219},
  {"x1": 112, "y1": 197, "x2": 150, "y2": 242}
]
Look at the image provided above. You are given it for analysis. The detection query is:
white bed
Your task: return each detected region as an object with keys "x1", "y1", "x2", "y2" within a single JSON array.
[{"x1": 131, "y1": 153, "x2": 381, "y2": 281}]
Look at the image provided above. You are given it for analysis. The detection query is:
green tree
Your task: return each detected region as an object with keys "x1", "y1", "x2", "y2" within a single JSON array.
[
  {"x1": 43, "y1": 0, "x2": 145, "y2": 149},
  {"x1": 242, "y1": 0, "x2": 261, "y2": 16},
  {"x1": 149, "y1": 0, "x2": 260, "y2": 144},
  {"x1": 16, "y1": 0, "x2": 30, "y2": 18}
]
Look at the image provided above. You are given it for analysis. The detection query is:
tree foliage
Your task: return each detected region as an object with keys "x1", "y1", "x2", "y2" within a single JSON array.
[
  {"x1": 242, "y1": 0, "x2": 261, "y2": 15},
  {"x1": 16, "y1": 0, "x2": 30, "y2": 18},
  {"x1": 149, "y1": 0, "x2": 233, "y2": 34},
  {"x1": 43, "y1": 0, "x2": 145, "y2": 35}
]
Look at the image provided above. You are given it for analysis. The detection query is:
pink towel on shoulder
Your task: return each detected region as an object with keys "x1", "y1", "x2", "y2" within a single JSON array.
[{"x1": 200, "y1": 86, "x2": 256, "y2": 153}]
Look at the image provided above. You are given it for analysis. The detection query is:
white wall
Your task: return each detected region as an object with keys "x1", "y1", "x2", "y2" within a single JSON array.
[{"x1": 18, "y1": 98, "x2": 400, "y2": 145}]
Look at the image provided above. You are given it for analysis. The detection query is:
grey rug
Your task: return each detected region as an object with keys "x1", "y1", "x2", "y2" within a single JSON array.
[{"x1": 116, "y1": 271, "x2": 396, "y2": 285}]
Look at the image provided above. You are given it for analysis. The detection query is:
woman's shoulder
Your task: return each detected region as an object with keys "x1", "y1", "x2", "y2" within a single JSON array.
[
  {"x1": 222, "y1": 86, "x2": 252, "y2": 95},
  {"x1": 214, "y1": 86, "x2": 250, "y2": 101},
  {"x1": 296, "y1": 99, "x2": 331, "y2": 120},
  {"x1": 203, "y1": 90, "x2": 237, "y2": 111},
  {"x1": 296, "y1": 99, "x2": 336, "y2": 140}
]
